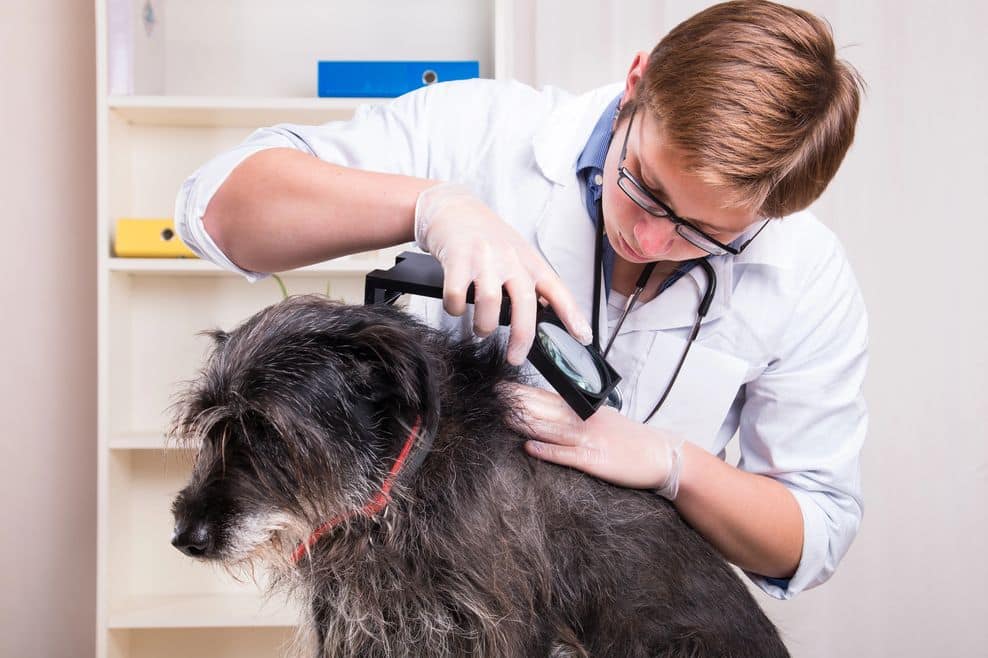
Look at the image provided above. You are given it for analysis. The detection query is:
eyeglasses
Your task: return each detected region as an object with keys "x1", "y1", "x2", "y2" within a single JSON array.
[{"x1": 616, "y1": 106, "x2": 769, "y2": 257}]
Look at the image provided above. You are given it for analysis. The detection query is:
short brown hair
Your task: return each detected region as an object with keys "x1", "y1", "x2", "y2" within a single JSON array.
[{"x1": 626, "y1": 0, "x2": 864, "y2": 218}]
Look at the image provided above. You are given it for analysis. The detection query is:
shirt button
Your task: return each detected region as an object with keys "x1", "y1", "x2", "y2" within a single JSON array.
[{"x1": 593, "y1": 173, "x2": 603, "y2": 186}]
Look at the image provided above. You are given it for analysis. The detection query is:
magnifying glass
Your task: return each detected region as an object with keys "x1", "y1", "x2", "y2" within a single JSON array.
[{"x1": 364, "y1": 251, "x2": 621, "y2": 419}]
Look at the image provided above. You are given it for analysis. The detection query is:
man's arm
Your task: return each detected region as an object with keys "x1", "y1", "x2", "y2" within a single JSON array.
[
  {"x1": 176, "y1": 80, "x2": 593, "y2": 362},
  {"x1": 675, "y1": 444, "x2": 803, "y2": 578},
  {"x1": 203, "y1": 147, "x2": 435, "y2": 274}
]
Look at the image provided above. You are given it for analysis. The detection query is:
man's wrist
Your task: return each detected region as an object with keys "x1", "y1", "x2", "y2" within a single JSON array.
[
  {"x1": 654, "y1": 438, "x2": 685, "y2": 500},
  {"x1": 413, "y1": 181, "x2": 473, "y2": 252}
]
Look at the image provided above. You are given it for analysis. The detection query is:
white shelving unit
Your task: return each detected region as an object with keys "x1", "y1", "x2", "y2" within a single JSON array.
[
  {"x1": 95, "y1": 1, "x2": 515, "y2": 656},
  {"x1": 108, "y1": 96, "x2": 375, "y2": 128}
]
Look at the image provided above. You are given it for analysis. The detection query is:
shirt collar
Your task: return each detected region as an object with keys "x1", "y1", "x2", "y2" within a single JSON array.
[{"x1": 576, "y1": 94, "x2": 622, "y2": 177}]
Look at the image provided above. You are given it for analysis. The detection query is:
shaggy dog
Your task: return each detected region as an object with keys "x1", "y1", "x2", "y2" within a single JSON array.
[{"x1": 169, "y1": 295, "x2": 789, "y2": 657}]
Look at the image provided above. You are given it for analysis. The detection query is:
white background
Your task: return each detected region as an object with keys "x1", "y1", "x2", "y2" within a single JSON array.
[{"x1": 1, "y1": 1, "x2": 986, "y2": 656}]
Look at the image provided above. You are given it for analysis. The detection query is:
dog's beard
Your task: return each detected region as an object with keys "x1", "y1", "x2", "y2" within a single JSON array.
[{"x1": 219, "y1": 509, "x2": 302, "y2": 567}]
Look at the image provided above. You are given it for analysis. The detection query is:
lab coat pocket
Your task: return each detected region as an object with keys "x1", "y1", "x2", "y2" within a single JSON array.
[{"x1": 635, "y1": 331, "x2": 749, "y2": 452}]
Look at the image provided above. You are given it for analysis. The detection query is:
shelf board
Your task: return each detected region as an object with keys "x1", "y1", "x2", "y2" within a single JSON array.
[
  {"x1": 109, "y1": 593, "x2": 301, "y2": 629},
  {"x1": 109, "y1": 432, "x2": 193, "y2": 451},
  {"x1": 108, "y1": 257, "x2": 386, "y2": 277},
  {"x1": 108, "y1": 95, "x2": 383, "y2": 128}
]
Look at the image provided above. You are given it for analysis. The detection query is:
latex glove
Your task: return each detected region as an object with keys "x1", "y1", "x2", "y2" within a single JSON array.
[
  {"x1": 415, "y1": 182, "x2": 593, "y2": 365},
  {"x1": 502, "y1": 382, "x2": 686, "y2": 499}
]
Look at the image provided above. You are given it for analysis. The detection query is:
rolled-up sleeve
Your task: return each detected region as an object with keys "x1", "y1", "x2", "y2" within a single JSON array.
[
  {"x1": 737, "y1": 236, "x2": 869, "y2": 599},
  {"x1": 174, "y1": 140, "x2": 274, "y2": 281},
  {"x1": 173, "y1": 84, "x2": 440, "y2": 281}
]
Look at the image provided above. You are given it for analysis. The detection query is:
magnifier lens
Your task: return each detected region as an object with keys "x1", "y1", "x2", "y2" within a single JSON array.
[{"x1": 535, "y1": 322, "x2": 604, "y2": 394}]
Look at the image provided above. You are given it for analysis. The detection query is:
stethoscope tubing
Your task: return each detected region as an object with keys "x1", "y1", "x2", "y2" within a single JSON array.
[{"x1": 592, "y1": 218, "x2": 717, "y2": 423}]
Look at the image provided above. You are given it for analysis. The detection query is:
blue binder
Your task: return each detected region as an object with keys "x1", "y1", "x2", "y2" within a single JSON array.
[{"x1": 317, "y1": 61, "x2": 480, "y2": 98}]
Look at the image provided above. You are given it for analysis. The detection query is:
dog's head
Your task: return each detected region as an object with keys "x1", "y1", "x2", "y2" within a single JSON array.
[{"x1": 169, "y1": 295, "x2": 442, "y2": 565}]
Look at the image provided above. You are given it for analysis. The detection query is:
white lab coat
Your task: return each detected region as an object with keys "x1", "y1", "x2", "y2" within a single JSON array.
[{"x1": 175, "y1": 79, "x2": 868, "y2": 600}]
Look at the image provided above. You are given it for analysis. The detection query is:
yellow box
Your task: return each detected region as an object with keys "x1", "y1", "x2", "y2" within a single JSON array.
[{"x1": 114, "y1": 218, "x2": 198, "y2": 258}]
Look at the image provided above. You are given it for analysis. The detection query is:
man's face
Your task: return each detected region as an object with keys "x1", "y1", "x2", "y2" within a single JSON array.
[{"x1": 600, "y1": 108, "x2": 760, "y2": 264}]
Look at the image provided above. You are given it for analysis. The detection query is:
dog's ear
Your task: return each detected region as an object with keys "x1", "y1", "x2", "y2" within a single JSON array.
[
  {"x1": 353, "y1": 322, "x2": 441, "y2": 443},
  {"x1": 201, "y1": 329, "x2": 230, "y2": 347}
]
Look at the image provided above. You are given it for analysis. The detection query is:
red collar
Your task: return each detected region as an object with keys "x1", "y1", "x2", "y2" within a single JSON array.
[{"x1": 291, "y1": 416, "x2": 424, "y2": 564}]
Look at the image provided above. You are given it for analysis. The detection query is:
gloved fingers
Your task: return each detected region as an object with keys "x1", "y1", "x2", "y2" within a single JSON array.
[
  {"x1": 501, "y1": 275, "x2": 537, "y2": 365},
  {"x1": 472, "y1": 272, "x2": 504, "y2": 338},
  {"x1": 416, "y1": 183, "x2": 593, "y2": 352},
  {"x1": 520, "y1": 382, "x2": 577, "y2": 419},
  {"x1": 440, "y1": 251, "x2": 473, "y2": 318},
  {"x1": 503, "y1": 383, "x2": 586, "y2": 445},
  {"x1": 529, "y1": 260, "x2": 593, "y2": 346},
  {"x1": 524, "y1": 440, "x2": 608, "y2": 471}
]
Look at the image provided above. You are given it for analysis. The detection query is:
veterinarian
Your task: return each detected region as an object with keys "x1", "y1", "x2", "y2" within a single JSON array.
[{"x1": 175, "y1": 0, "x2": 867, "y2": 601}]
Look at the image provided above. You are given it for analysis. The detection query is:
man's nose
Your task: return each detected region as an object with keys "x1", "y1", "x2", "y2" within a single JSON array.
[{"x1": 633, "y1": 217, "x2": 677, "y2": 258}]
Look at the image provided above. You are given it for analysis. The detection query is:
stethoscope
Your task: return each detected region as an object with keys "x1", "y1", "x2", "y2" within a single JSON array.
[{"x1": 590, "y1": 213, "x2": 717, "y2": 423}]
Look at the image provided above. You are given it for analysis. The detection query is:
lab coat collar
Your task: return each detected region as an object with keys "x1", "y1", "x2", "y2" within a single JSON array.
[
  {"x1": 732, "y1": 214, "x2": 796, "y2": 270},
  {"x1": 533, "y1": 83, "x2": 625, "y2": 187}
]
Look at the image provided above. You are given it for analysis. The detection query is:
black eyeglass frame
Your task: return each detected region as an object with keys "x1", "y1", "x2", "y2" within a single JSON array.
[{"x1": 616, "y1": 106, "x2": 770, "y2": 257}]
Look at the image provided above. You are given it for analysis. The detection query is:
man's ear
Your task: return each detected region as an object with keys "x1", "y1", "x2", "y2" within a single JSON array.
[{"x1": 623, "y1": 50, "x2": 649, "y2": 104}]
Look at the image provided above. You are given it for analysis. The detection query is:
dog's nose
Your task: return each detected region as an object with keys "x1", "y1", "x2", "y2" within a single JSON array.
[{"x1": 171, "y1": 521, "x2": 213, "y2": 557}]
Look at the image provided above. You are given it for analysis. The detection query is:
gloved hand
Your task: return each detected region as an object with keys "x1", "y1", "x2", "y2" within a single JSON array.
[
  {"x1": 502, "y1": 382, "x2": 686, "y2": 499},
  {"x1": 415, "y1": 182, "x2": 593, "y2": 365}
]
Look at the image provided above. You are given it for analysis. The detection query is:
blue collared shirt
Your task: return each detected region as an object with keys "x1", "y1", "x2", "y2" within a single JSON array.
[{"x1": 575, "y1": 95, "x2": 700, "y2": 299}]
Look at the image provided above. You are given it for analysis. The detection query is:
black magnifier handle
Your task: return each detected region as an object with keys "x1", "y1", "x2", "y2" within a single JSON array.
[{"x1": 364, "y1": 251, "x2": 516, "y2": 326}]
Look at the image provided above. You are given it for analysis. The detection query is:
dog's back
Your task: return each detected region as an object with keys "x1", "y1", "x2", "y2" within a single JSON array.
[
  {"x1": 387, "y1": 380, "x2": 789, "y2": 657},
  {"x1": 520, "y1": 460, "x2": 788, "y2": 656},
  {"x1": 171, "y1": 296, "x2": 789, "y2": 657}
]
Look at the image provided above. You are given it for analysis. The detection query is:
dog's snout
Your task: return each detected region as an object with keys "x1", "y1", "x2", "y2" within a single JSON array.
[{"x1": 171, "y1": 520, "x2": 213, "y2": 557}]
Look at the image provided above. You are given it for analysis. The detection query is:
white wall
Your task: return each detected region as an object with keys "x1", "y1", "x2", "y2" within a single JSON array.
[
  {"x1": 512, "y1": 1, "x2": 988, "y2": 656},
  {"x1": 0, "y1": 1, "x2": 97, "y2": 656}
]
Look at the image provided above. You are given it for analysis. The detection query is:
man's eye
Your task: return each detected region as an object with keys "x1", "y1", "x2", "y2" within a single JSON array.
[{"x1": 646, "y1": 187, "x2": 667, "y2": 204}]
